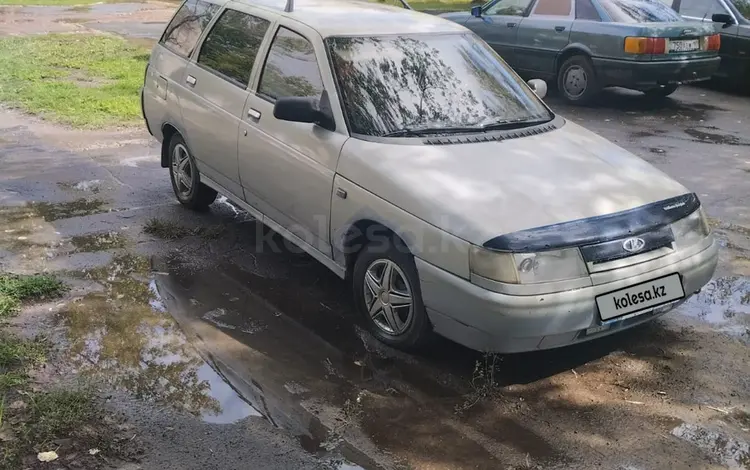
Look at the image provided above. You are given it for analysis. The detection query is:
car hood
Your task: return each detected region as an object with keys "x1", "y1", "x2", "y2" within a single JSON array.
[
  {"x1": 336, "y1": 120, "x2": 689, "y2": 246},
  {"x1": 437, "y1": 12, "x2": 471, "y2": 24}
]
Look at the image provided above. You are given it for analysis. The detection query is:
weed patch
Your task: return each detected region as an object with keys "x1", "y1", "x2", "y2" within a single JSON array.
[
  {"x1": 0, "y1": 34, "x2": 149, "y2": 127},
  {"x1": 144, "y1": 218, "x2": 226, "y2": 241},
  {"x1": 0, "y1": 274, "x2": 65, "y2": 318}
]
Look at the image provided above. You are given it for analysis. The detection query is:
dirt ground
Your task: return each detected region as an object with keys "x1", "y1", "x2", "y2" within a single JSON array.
[{"x1": 0, "y1": 3, "x2": 749, "y2": 469}]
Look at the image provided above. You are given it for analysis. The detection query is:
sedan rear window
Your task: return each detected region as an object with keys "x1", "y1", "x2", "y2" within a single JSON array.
[
  {"x1": 326, "y1": 33, "x2": 552, "y2": 137},
  {"x1": 598, "y1": 0, "x2": 683, "y2": 22}
]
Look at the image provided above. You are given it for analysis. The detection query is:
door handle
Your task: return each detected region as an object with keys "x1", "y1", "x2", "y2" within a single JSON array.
[
  {"x1": 186, "y1": 75, "x2": 197, "y2": 86},
  {"x1": 247, "y1": 108, "x2": 261, "y2": 120},
  {"x1": 555, "y1": 26, "x2": 566, "y2": 32},
  {"x1": 506, "y1": 22, "x2": 517, "y2": 27}
]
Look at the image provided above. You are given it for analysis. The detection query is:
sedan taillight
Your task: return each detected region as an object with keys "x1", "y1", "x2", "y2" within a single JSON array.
[
  {"x1": 703, "y1": 34, "x2": 721, "y2": 51},
  {"x1": 624, "y1": 37, "x2": 666, "y2": 55}
]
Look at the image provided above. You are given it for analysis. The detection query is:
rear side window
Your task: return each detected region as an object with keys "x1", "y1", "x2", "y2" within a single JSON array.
[
  {"x1": 598, "y1": 0, "x2": 683, "y2": 22},
  {"x1": 198, "y1": 10, "x2": 270, "y2": 87},
  {"x1": 533, "y1": 0, "x2": 573, "y2": 16},
  {"x1": 161, "y1": 0, "x2": 220, "y2": 58},
  {"x1": 576, "y1": 0, "x2": 602, "y2": 19},
  {"x1": 258, "y1": 27, "x2": 324, "y2": 101}
]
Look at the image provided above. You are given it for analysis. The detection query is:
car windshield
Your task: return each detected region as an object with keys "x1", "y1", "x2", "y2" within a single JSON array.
[
  {"x1": 730, "y1": 0, "x2": 750, "y2": 18},
  {"x1": 325, "y1": 33, "x2": 553, "y2": 137},
  {"x1": 598, "y1": 0, "x2": 683, "y2": 22}
]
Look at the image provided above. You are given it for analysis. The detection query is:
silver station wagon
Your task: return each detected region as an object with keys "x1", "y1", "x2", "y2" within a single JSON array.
[{"x1": 142, "y1": 0, "x2": 719, "y2": 353}]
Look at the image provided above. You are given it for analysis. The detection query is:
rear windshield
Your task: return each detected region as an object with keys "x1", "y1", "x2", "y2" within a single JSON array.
[
  {"x1": 731, "y1": 0, "x2": 750, "y2": 18},
  {"x1": 598, "y1": 0, "x2": 683, "y2": 22},
  {"x1": 326, "y1": 33, "x2": 552, "y2": 137}
]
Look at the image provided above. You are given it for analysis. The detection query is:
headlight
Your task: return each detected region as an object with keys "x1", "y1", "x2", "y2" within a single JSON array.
[
  {"x1": 470, "y1": 246, "x2": 588, "y2": 284},
  {"x1": 671, "y1": 207, "x2": 710, "y2": 248}
]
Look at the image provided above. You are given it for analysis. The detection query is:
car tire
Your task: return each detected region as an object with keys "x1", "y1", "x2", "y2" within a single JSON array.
[
  {"x1": 644, "y1": 84, "x2": 678, "y2": 98},
  {"x1": 557, "y1": 55, "x2": 600, "y2": 105},
  {"x1": 352, "y1": 235, "x2": 432, "y2": 350},
  {"x1": 168, "y1": 134, "x2": 217, "y2": 211}
]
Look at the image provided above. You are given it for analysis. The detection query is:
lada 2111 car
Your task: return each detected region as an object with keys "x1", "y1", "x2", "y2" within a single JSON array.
[{"x1": 141, "y1": 0, "x2": 719, "y2": 353}]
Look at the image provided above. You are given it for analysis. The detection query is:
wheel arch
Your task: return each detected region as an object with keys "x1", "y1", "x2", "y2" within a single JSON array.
[
  {"x1": 341, "y1": 219, "x2": 410, "y2": 278},
  {"x1": 160, "y1": 122, "x2": 186, "y2": 168},
  {"x1": 555, "y1": 44, "x2": 595, "y2": 76}
]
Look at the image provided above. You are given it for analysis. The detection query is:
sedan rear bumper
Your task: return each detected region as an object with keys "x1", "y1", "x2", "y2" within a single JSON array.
[
  {"x1": 593, "y1": 56, "x2": 721, "y2": 90},
  {"x1": 417, "y1": 238, "x2": 718, "y2": 353}
]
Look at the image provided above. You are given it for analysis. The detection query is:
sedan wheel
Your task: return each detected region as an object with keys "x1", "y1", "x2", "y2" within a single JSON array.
[{"x1": 557, "y1": 55, "x2": 600, "y2": 105}]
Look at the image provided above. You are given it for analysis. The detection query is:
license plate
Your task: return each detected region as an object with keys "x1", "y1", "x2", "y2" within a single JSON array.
[
  {"x1": 668, "y1": 39, "x2": 699, "y2": 53},
  {"x1": 596, "y1": 273, "x2": 684, "y2": 321}
]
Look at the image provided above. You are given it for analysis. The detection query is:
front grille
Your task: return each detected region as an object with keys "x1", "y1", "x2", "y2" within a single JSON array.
[{"x1": 580, "y1": 225, "x2": 674, "y2": 265}]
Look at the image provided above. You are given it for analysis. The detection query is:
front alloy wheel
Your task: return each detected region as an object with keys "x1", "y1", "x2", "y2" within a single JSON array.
[
  {"x1": 352, "y1": 237, "x2": 432, "y2": 350},
  {"x1": 363, "y1": 259, "x2": 414, "y2": 335}
]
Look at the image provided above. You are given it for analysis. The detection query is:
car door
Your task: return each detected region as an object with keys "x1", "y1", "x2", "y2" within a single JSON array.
[
  {"x1": 238, "y1": 21, "x2": 349, "y2": 256},
  {"x1": 464, "y1": 0, "x2": 535, "y2": 67},
  {"x1": 674, "y1": 0, "x2": 742, "y2": 78},
  {"x1": 515, "y1": 0, "x2": 574, "y2": 77},
  {"x1": 178, "y1": 5, "x2": 272, "y2": 199}
]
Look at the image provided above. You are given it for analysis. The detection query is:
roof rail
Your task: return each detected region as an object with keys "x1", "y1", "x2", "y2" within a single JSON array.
[{"x1": 283, "y1": 0, "x2": 411, "y2": 13}]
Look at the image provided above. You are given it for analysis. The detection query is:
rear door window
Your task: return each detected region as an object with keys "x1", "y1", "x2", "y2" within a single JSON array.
[
  {"x1": 532, "y1": 0, "x2": 573, "y2": 16},
  {"x1": 598, "y1": 0, "x2": 683, "y2": 22},
  {"x1": 197, "y1": 9, "x2": 270, "y2": 87},
  {"x1": 161, "y1": 0, "x2": 220, "y2": 58},
  {"x1": 576, "y1": 0, "x2": 602, "y2": 19},
  {"x1": 257, "y1": 27, "x2": 324, "y2": 101}
]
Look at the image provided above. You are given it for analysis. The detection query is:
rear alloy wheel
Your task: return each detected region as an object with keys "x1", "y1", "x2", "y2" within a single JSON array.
[
  {"x1": 644, "y1": 84, "x2": 679, "y2": 98},
  {"x1": 557, "y1": 55, "x2": 600, "y2": 105},
  {"x1": 352, "y1": 238, "x2": 432, "y2": 350},
  {"x1": 168, "y1": 134, "x2": 217, "y2": 211}
]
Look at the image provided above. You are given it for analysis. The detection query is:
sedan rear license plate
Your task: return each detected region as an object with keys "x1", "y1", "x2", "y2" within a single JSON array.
[
  {"x1": 669, "y1": 39, "x2": 699, "y2": 53},
  {"x1": 596, "y1": 273, "x2": 684, "y2": 321}
]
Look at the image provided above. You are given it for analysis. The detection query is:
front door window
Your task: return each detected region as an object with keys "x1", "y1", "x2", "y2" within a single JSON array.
[{"x1": 485, "y1": 0, "x2": 534, "y2": 16}]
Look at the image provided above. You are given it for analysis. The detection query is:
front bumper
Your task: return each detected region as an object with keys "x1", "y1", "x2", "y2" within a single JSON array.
[
  {"x1": 593, "y1": 56, "x2": 721, "y2": 89},
  {"x1": 418, "y1": 238, "x2": 719, "y2": 353}
]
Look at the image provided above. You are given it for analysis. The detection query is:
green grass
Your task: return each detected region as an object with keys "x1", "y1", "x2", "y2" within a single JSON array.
[
  {"x1": 0, "y1": 334, "x2": 47, "y2": 393},
  {"x1": 1, "y1": 389, "x2": 98, "y2": 469},
  {"x1": 0, "y1": 274, "x2": 65, "y2": 317},
  {"x1": 0, "y1": 34, "x2": 150, "y2": 128}
]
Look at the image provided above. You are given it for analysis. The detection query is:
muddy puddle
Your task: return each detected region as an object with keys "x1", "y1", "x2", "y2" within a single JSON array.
[
  {"x1": 139, "y1": 249, "x2": 750, "y2": 469},
  {"x1": 61, "y1": 254, "x2": 259, "y2": 424},
  {"x1": 680, "y1": 276, "x2": 750, "y2": 341}
]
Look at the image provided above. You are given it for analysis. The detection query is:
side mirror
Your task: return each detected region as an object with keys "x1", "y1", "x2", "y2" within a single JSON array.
[
  {"x1": 273, "y1": 90, "x2": 335, "y2": 131},
  {"x1": 711, "y1": 13, "x2": 733, "y2": 26},
  {"x1": 471, "y1": 5, "x2": 482, "y2": 17},
  {"x1": 527, "y1": 79, "x2": 547, "y2": 100}
]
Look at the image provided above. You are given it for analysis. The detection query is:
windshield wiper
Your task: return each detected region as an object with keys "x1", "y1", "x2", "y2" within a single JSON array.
[
  {"x1": 382, "y1": 117, "x2": 554, "y2": 137},
  {"x1": 381, "y1": 126, "x2": 482, "y2": 138},
  {"x1": 479, "y1": 117, "x2": 553, "y2": 131}
]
